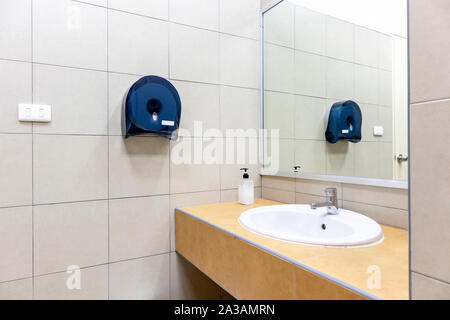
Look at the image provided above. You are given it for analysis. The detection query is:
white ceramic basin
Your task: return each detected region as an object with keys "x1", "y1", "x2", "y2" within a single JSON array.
[{"x1": 239, "y1": 205, "x2": 383, "y2": 247}]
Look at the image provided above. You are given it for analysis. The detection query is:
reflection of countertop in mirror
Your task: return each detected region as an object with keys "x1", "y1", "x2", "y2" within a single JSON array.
[{"x1": 176, "y1": 199, "x2": 409, "y2": 300}]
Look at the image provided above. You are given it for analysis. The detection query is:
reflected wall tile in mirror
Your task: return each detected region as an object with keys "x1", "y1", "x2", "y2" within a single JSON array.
[
  {"x1": 294, "y1": 51, "x2": 326, "y2": 97},
  {"x1": 263, "y1": 1, "x2": 294, "y2": 48},
  {"x1": 294, "y1": 96, "x2": 327, "y2": 141},
  {"x1": 378, "y1": 107, "x2": 393, "y2": 142},
  {"x1": 379, "y1": 70, "x2": 393, "y2": 107},
  {"x1": 326, "y1": 141, "x2": 355, "y2": 176},
  {"x1": 264, "y1": 91, "x2": 295, "y2": 139},
  {"x1": 354, "y1": 142, "x2": 380, "y2": 178},
  {"x1": 264, "y1": 139, "x2": 294, "y2": 174},
  {"x1": 379, "y1": 142, "x2": 394, "y2": 180},
  {"x1": 326, "y1": 17, "x2": 355, "y2": 62},
  {"x1": 355, "y1": 65, "x2": 379, "y2": 105},
  {"x1": 326, "y1": 58, "x2": 355, "y2": 101},
  {"x1": 355, "y1": 26, "x2": 380, "y2": 68},
  {"x1": 360, "y1": 104, "x2": 379, "y2": 142},
  {"x1": 294, "y1": 6, "x2": 325, "y2": 55},
  {"x1": 295, "y1": 140, "x2": 327, "y2": 174},
  {"x1": 379, "y1": 33, "x2": 393, "y2": 71},
  {"x1": 264, "y1": 43, "x2": 295, "y2": 93}
]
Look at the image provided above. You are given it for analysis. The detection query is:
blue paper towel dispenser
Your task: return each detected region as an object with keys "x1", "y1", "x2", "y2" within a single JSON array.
[
  {"x1": 324, "y1": 100, "x2": 362, "y2": 144},
  {"x1": 123, "y1": 76, "x2": 181, "y2": 139}
]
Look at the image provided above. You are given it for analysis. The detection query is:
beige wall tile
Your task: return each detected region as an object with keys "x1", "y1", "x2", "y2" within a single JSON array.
[
  {"x1": 170, "y1": 24, "x2": 219, "y2": 84},
  {"x1": 33, "y1": 135, "x2": 108, "y2": 204},
  {"x1": 33, "y1": 0, "x2": 107, "y2": 70},
  {"x1": 175, "y1": 211, "x2": 199, "y2": 266},
  {"x1": 263, "y1": 1, "x2": 294, "y2": 48},
  {"x1": 264, "y1": 43, "x2": 294, "y2": 93},
  {"x1": 33, "y1": 64, "x2": 108, "y2": 135},
  {"x1": 34, "y1": 201, "x2": 108, "y2": 275},
  {"x1": 343, "y1": 183, "x2": 407, "y2": 210},
  {"x1": 295, "y1": 193, "x2": 325, "y2": 205},
  {"x1": 295, "y1": 179, "x2": 342, "y2": 198},
  {"x1": 109, "y1": 136, "x2": 170, "y2": 198},
  {"x1": 0, "y1": 207, "x2": 32, "y2": 282},
  {"x1": 0, "y1": 134, "x2": 32, "y2": 207},
  {"x1": 170, "y1": 191, "x2": 221, "y2": 252},
  {"x1": 262, "y1": 176, "x2": 296, "y2": 191},
  {"x1": 220, "y1": 0, "x2": 260, "y2": 40},
  {"x1": 343, "y1": 201, "x2": 408, "y2": 230},
  {"x1": 295, "y1": 140, "x2": 327, "y2": 174},
  {"x1": 294, "y1": 51, "x2": 326, "y2": 97},
  {"x1": 355, "y1": 26, "x2": 379, "y2": 68},
  {"x1": 198, "y1": 222, "x2": 235, "y2": 295},
  {"x1": 236, "y1": 240, "x2": 293, "y2": 299},
  {"x1": 294, "y1": 266, "x2": 366, "y2": 300},
  {"x1": 0, "y1": 60, "x2": 32, "y2": 133},
  {"x1": 409, "y1": 0, "x2": 450, "y2": 102},
  {"x1": 170, "y1": 252, "x2": 225, "y2": 300},
  {"x1": 295, "y1": 6, "x2": 325, "y2": 55},
  {"x1": 0, "y1": 278, "x2": 32, "y2": 300},
  {"x1": 326, "y1": 17, "x2": 354, "y2": 62},
  {"x1": 170, "y1": 0, "x2": 218, "y2": 31},
  {"x1": 355, "y1": 65, "x2": 379, "y2": 105},
  {"x1": 110, "y1": 196, "x2": 170, "y2": 262},
  {"x1": 262, "y1": 187, "x2": 295, "y2": 204},
  {"x1": 220, "y1": 35, "x2": 260, "y2": 89},
  {"x1": 411, "y1": 101, "x2": 450, "y2": 283},
  {"x1": 0, "y1": 0, "x2": 31, "y2": 61},
  {"x1": 360, "y1": 104, "x2": 379, "y2": 142},
  {"x1": 170, "y1": 138, "x2": 221, "y2": 194},
  {"x1": 108, "y1": 10, "x2": 168, "y2": 76},
  {"x1": 378, "y1": 106, "x2": 393, "y2": 141},
  {"x1": 378, "y1": 71, "x2": 393, "y2": 107},
  {"x1": 294, "y1": 95, "x2": 327, "y2": 141},
  {"x1": 171, "y1": 81, "x2": 220, "y2": 137},
  {"x1": 34, "y1": 265, "x2": 108, "y2": 300},
  {"x1": 326, "y1": 59, "x2": 355, "y2": 101},
  {"x1": 108, "y1": 0, "x2": 168, "y2": 20},
  {"x1": 265, "y1": 91, "x2": 294, "y2": 139},
  {"x1": 379, "y1": 33, "x2": 392, "y2": 71},
  {"x1": 411, "y1": 272, "x2": 450, "y2": 300},
  {"x1": 354, "y1": 142, "x2": 380, "y2": 178},
  {"x1": 109, "y1": 254, "x2": 170, "y2": 300},
  {"x1": 326, "y1": 141, "x2": 355, "y2": 176},
  {"x1": 220, "y1": 86, "x2": 260, "y2": 132}
]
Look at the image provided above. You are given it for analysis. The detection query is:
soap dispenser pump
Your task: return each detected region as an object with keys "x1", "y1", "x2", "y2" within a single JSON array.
[{"x1": 239, "y1": 168, "x2": 254, "y2": 205}]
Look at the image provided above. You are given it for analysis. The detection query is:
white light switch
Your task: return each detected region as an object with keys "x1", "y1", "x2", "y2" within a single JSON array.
[
  {"x1": 373, "y1": 126, "x2": 384, "y2": 136},
  {"x1": 18, "y1": 104, "x2": 52, "y2": 122}
]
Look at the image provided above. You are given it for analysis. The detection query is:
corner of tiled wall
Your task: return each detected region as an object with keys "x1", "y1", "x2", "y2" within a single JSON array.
[{"x1": 0, "y1": 0, "x2": 262, "y2": 300}]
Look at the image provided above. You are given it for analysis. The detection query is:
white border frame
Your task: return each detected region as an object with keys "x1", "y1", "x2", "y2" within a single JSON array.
[{"x1": 259, "y1": 0, "x2": 409, "y2": 190}]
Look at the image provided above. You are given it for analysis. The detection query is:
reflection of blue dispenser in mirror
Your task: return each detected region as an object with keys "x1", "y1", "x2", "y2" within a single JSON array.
[
  {"x1": 123, "y1": 76, "x2": 181, "y2": 139},
  {"x1": 324, "y1": 100, "x2": 362, "y2": 144}
]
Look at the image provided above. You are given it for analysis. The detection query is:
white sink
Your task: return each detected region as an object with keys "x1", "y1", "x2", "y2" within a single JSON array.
[{"x1": 239, "y1": 205, "x2": 383, "y2": 247}]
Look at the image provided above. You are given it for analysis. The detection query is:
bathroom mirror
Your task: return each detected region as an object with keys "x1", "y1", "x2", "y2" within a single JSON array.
[{"x1": 262, "y1": 0, "x2": 408, "y2": 185}]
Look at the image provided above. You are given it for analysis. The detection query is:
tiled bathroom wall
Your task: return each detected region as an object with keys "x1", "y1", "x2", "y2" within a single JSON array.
[
  {"x1": 0, "y1": 0, "x2": 261, "y2": 300},
  {"x1": 263, "y1": 1, "x2": 394, "y2": 179},
  {"x1": 409, "y1": 0, "x2": 450, "y2": 300},
  {"x1": 262, "y1": 176, "x2": 408, "y2": 229}
]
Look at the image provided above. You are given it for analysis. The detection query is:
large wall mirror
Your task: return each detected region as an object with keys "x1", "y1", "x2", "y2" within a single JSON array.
[{"x1": 262, "y1": 0, "x2": 408, "y2": 186}]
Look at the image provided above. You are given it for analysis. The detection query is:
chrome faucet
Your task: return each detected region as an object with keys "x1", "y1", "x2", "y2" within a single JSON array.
[{"x1": 311, "y1": 187, "x2": 339, "y2": 215}]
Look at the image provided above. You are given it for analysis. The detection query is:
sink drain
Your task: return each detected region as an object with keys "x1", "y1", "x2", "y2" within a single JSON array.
[{"x1": 321, "y1": 224, "x2": 326, "y2": 230}]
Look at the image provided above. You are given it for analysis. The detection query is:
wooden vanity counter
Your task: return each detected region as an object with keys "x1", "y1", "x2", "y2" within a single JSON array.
[{"x1": 175, "y1": 199, "x2": 409, "y2": 300}]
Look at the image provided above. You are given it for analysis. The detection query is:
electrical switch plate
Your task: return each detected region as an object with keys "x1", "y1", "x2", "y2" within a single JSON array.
[
  {"x1": 18, "y1": 104, "x2": 52, "y2": 122},
  {"x1": 373, "y1": 126, "x2": 384, "y2": 136}
]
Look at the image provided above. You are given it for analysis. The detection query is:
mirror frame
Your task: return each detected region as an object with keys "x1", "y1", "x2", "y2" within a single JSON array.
[{"x1": 260, "y1": 0, "x2": 409, "y2": 190}]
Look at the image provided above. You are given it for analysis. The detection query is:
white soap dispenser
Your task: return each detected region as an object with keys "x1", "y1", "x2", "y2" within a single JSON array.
[{"x1": 239, "y1": 168, "x2": 254, "y2": 205}]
